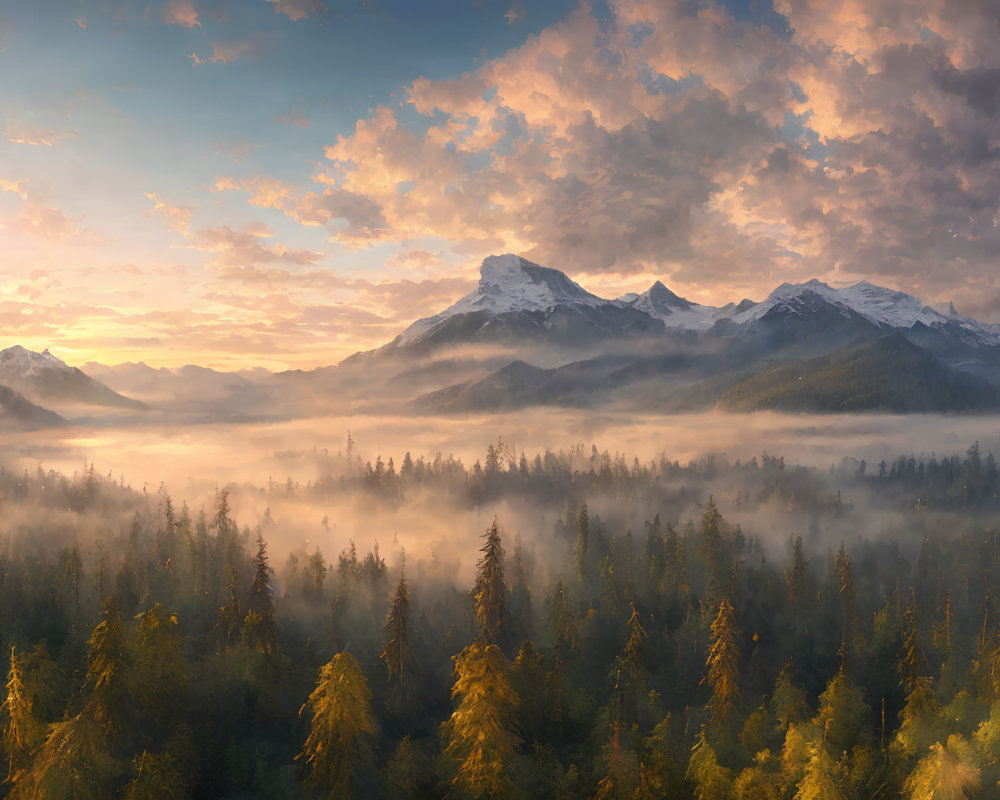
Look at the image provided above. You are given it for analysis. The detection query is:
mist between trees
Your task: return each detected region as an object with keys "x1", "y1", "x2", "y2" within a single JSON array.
[{"x1": 1, "y1": 437, "x2": 1000, "y2": 797}]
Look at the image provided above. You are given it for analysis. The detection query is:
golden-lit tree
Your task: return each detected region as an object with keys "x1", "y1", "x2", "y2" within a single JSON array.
[
  {"x1": 903, "y1": 735, "x2": 980, "y2": 800},
  {"x1": 443, "y1": 642, "x2": 519, "y2": 799},
  {"x1": 298, "y1": 652, "x2": 376, "y2": 798},
  {"x1": 703, "y1": 598, "x2": 741, "y2": 725},
  {"x1": 1, "y1": 647, "x2": 41, "y2": 785}
]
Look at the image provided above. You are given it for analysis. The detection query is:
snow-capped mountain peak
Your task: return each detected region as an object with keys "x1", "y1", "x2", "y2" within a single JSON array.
[
  {"x1": 731, "y1": 279, "x2": 999, "y2": 345},
  {"x1": 616, "y1": 280, "x2": 720, "y2": 331},
  {"x1": 399, "y1": 254, "x2": 607, "y2": 343},
  {"x1": 462, "y1": 253, "x2": 605, "y2": 314},
  {"x1": 0, "y1": 344, "x2": 71, "y2": 377},
  {"x1": 0, "y1": 345, "x2": 145, "y2": 409}
]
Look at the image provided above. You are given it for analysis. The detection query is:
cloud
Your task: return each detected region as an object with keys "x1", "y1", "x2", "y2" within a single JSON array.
[
  {"x1": 213, "y1": 175, "x2": 296, "y2": 208},
  {"x1": 5, "y1": 110, "x2": 78, "y2": 147},
  {"x1": 265, "y1": 0, "x2": 327, "y2": 22},
  {"x1": 505, "y1": 2, "x2": 525, "y2": 25},
  {"x1": 164, "y1": 0, "x2": 201, "y2": 28},
  {"x1": 256, "y1": 0, "x2": 1000, "y2": 309},
  {"x1": 276, "y1": 97, "x2": 311, "y2": 128},
  {"x1": 188, "y1": 224, "x2": 324, "y2": 268},
  {"x1": 145, "y1": 193, "x2": 322, "y2": 270},
  {"x1": 191, "y1": 36, "x2": 272, "y2": 66},
  {"x1": 144, "y1": 192, "x2": 192, "y2": 235},
  {"x1": 0, "y1": 180, "x2": 91, "y2": 241},
  {"x1": 384, "y1": 249, "x2": 443, "y2": 272},
  {"x1": 0, "y1": 178, "x2": 28, "y2": 200},
  {"x1": 6, "y1": 204, "x2": 90, "y2": 241}
]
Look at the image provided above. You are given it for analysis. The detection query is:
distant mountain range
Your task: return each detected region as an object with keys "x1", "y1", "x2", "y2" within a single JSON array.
[{"x1": 6, "y1": 253, "x2": 1000, "y2": 427}]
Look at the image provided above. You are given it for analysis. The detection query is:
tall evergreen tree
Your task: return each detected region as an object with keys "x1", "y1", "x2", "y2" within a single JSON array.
[
  {"x1": 703, "y1": 597, "x2": 741, "y2": 725},
  {"x1": 381, "y1": 572, "x2": 414, "y2": 693},
  {"x1": 244, "y1": 532, "x2": 276, "y2": 655},
  {"x1": 443, "y1": 643, "x2": 520, "y2": 799},
  {"x1": 1, "y1": 647, "x2": 39, "y2": 785},
  {"x1": 472, "y1": 520, "x2": 508, "y2": 648},
  {"x1": 298, "y1": 652, "x2": 376, "y2": 798}
]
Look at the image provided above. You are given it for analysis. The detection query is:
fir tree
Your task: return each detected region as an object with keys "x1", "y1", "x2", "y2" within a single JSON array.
[
  {"x1": 472, "y1": 520, "x2": 508, "y2": 648},
  {"x1": 244, "y1": 533, "x2": 276, "y2": 655},
  {"x1": 703, "y1": 598, "x2": 741, "y2": 725},
  {"x1": 1, "y1": 647, "x2": 39, "y2": 784},
  {"x1": 298, "y1": 652, "x2": 376, "y2": 798},
  {"x1": 443, "y1": 643, "x2": 520, "y2": 799},
  {"x1": 381, "y1": 573, "x2": 414, "y2": 692}
]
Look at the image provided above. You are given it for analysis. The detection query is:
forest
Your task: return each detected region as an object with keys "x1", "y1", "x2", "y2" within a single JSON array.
[{"x1": 1, "y1": 438, "x2": 1000, "y2": 798}]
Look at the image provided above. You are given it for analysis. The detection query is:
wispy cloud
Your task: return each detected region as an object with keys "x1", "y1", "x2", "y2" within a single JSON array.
[
  {"x1": 191, "y1": 36, "x2": 272, "y2": 66},
  {"x1": 164, "y1": 0, "x2": 201, "y2": 28},
  {"x1": 5, "y1": 110, "x2": 78, "y2": 147},
  {"x1": 265, "y1": 0, "x2": 327, "y2": 22}
]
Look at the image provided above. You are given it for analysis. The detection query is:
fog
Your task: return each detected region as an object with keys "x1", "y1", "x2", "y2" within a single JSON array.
[
  {"x1": 4, "y1": 409, "x2": 999, "y2": 587},
  {"x1": 7, "y1": 411, "x2": 1000, "y2": 494}
]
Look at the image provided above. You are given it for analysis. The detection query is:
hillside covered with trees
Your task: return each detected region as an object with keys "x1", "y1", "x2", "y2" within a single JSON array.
[{"x1": 1, "y1": 440, "x2": 1000, "y2": 798}]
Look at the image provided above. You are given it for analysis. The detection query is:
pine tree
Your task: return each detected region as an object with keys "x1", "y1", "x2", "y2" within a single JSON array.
[
  {"x1": 443, "y1": 643, "x2": 520, "y2": 799},
  {"x1": 576, "y1": 504, "x2": 591, "y2": 584},
  {"x1": 794, "y1": 743, "x2": 846, "y2": 800},
  {"x1": 244, "y1": 533, "x2": 276, "y2": 655},
  {"x1": 903, "y1": 735, "x2": 980, "y2": 800},
  {"x1": 833, "y1": 543, "x2": 860, "y2": 659},
  {"x1": 305, "y1": 546, "x2": 328, "y2": 604},
  {"x1": 83, "y1": 596, "x2": 132, "y2": 743},
  {"x1": 686, "y1": 731, "x2": 733, "y2": 800},
  {"x1": 381, "y1": 573, "x2": 414, "y2": 692},
  {"x1": 592, "y1": 721, "x2": 651, "y2": 800},
  {"x1": 900, "y1": 590, "x2": 927, "y2": 698},
  {"x1": 216, "y1": 567, "x2": 242, "y2": 652},
  {"x1": 1, "y1": 647, "x2": 40, "y2": 784},
  {"x1": 472, "y1": 520, "x2": 508, "y2": 648},
  {"x1": 298, "y1": 652, "x2": 376, "y2": 798},
  {"x1": 703, "y1": 598, "x2": 741, "y2": 725},
  {"x1": 123, "y1": 750, "x2": 188, "y2": 800},
  {"x1": 133, "y1": 605, "x2": 189, "y2": 727},
  {"x1": 786, "y1": 535, "x2": 809, "y2": 605},
  {"x1": 699, "y1": 496, "x2": 725, "y2": 600},
  {"x1": 546, "y1": 579, "x2": 580, "y2": 653}
]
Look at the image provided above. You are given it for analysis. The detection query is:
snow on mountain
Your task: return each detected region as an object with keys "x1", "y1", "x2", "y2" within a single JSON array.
[
  {"x1": 0, "y1": 345, "x2": 67, "y2": 378},
  {"x1": 399, "y1": 254, "x2": 606, "y2": 343},
  {"x1": 615, "y1": 280, "x2": 721, "y2": 331},
  {"x1": 0, "y1": 345, "x2": 144, "y2": 409},
  {"x1": 396, "y1": 255, "x2": 1000, "y2": 350},
  {"x1": 731, "y1": 280, "x2": 1000, "y2": 345}
]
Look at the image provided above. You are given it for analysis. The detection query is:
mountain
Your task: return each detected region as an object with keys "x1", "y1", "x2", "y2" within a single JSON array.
[
  {"x1": 397, "y1": 254, "x2": 1000, "y2": 415},
  {"x1": 0, "y1": 346, "x2": 144, "y2": 410},
  {"x1": 730, "y1": 279, "x2": 999, "y2": 346},
  {"x1": 614, "y1": 280, "x2": 721, "y2": 331},
  {"x1": 717, "y1": 334, "x2": 1000, "y2": 412},
  {"x1": 381, "y1": 254, "x2": 665, "y2": 355},
  {"x1": 0, "y1": 384, "x2": 66, "y2": 430}
]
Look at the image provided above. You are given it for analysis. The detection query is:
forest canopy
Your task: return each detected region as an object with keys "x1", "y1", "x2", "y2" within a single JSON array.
[{"x1": 0, "y1": 438, "x2": 998, "y2": 798}]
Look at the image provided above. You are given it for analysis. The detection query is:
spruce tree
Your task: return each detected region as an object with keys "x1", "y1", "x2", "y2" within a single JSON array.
[
  {"x1": 381, "y1": 573, "x2": 414, "y2": 692},
  {"x1": 244, "y1": 532, "x2": 276, "y2": 655},
  {"x1": 443, "y1": 643, "x2": 519, "y2": 799},
  {"x1": 472, "y1": 520, "x2": 508, "y2": 648},
  {"x1": 1, "y1": 647, "x2": 38, "y2": 784},
  {"x1": 703, "y1": 597, "x2": 741, "y2": 725},
  {"x1": 298, "y1": 652, "x2": 376, "y2": 798}
]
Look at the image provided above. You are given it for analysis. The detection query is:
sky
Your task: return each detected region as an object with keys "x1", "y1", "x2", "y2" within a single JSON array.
[{"x1": 2, "y1": 0, "x2": 1000, "y2": 370}]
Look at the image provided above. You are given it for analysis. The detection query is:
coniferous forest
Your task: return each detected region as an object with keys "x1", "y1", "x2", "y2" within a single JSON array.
[{"x1": 4, "y1": 440, "x2": 1000, "y2": 798}]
